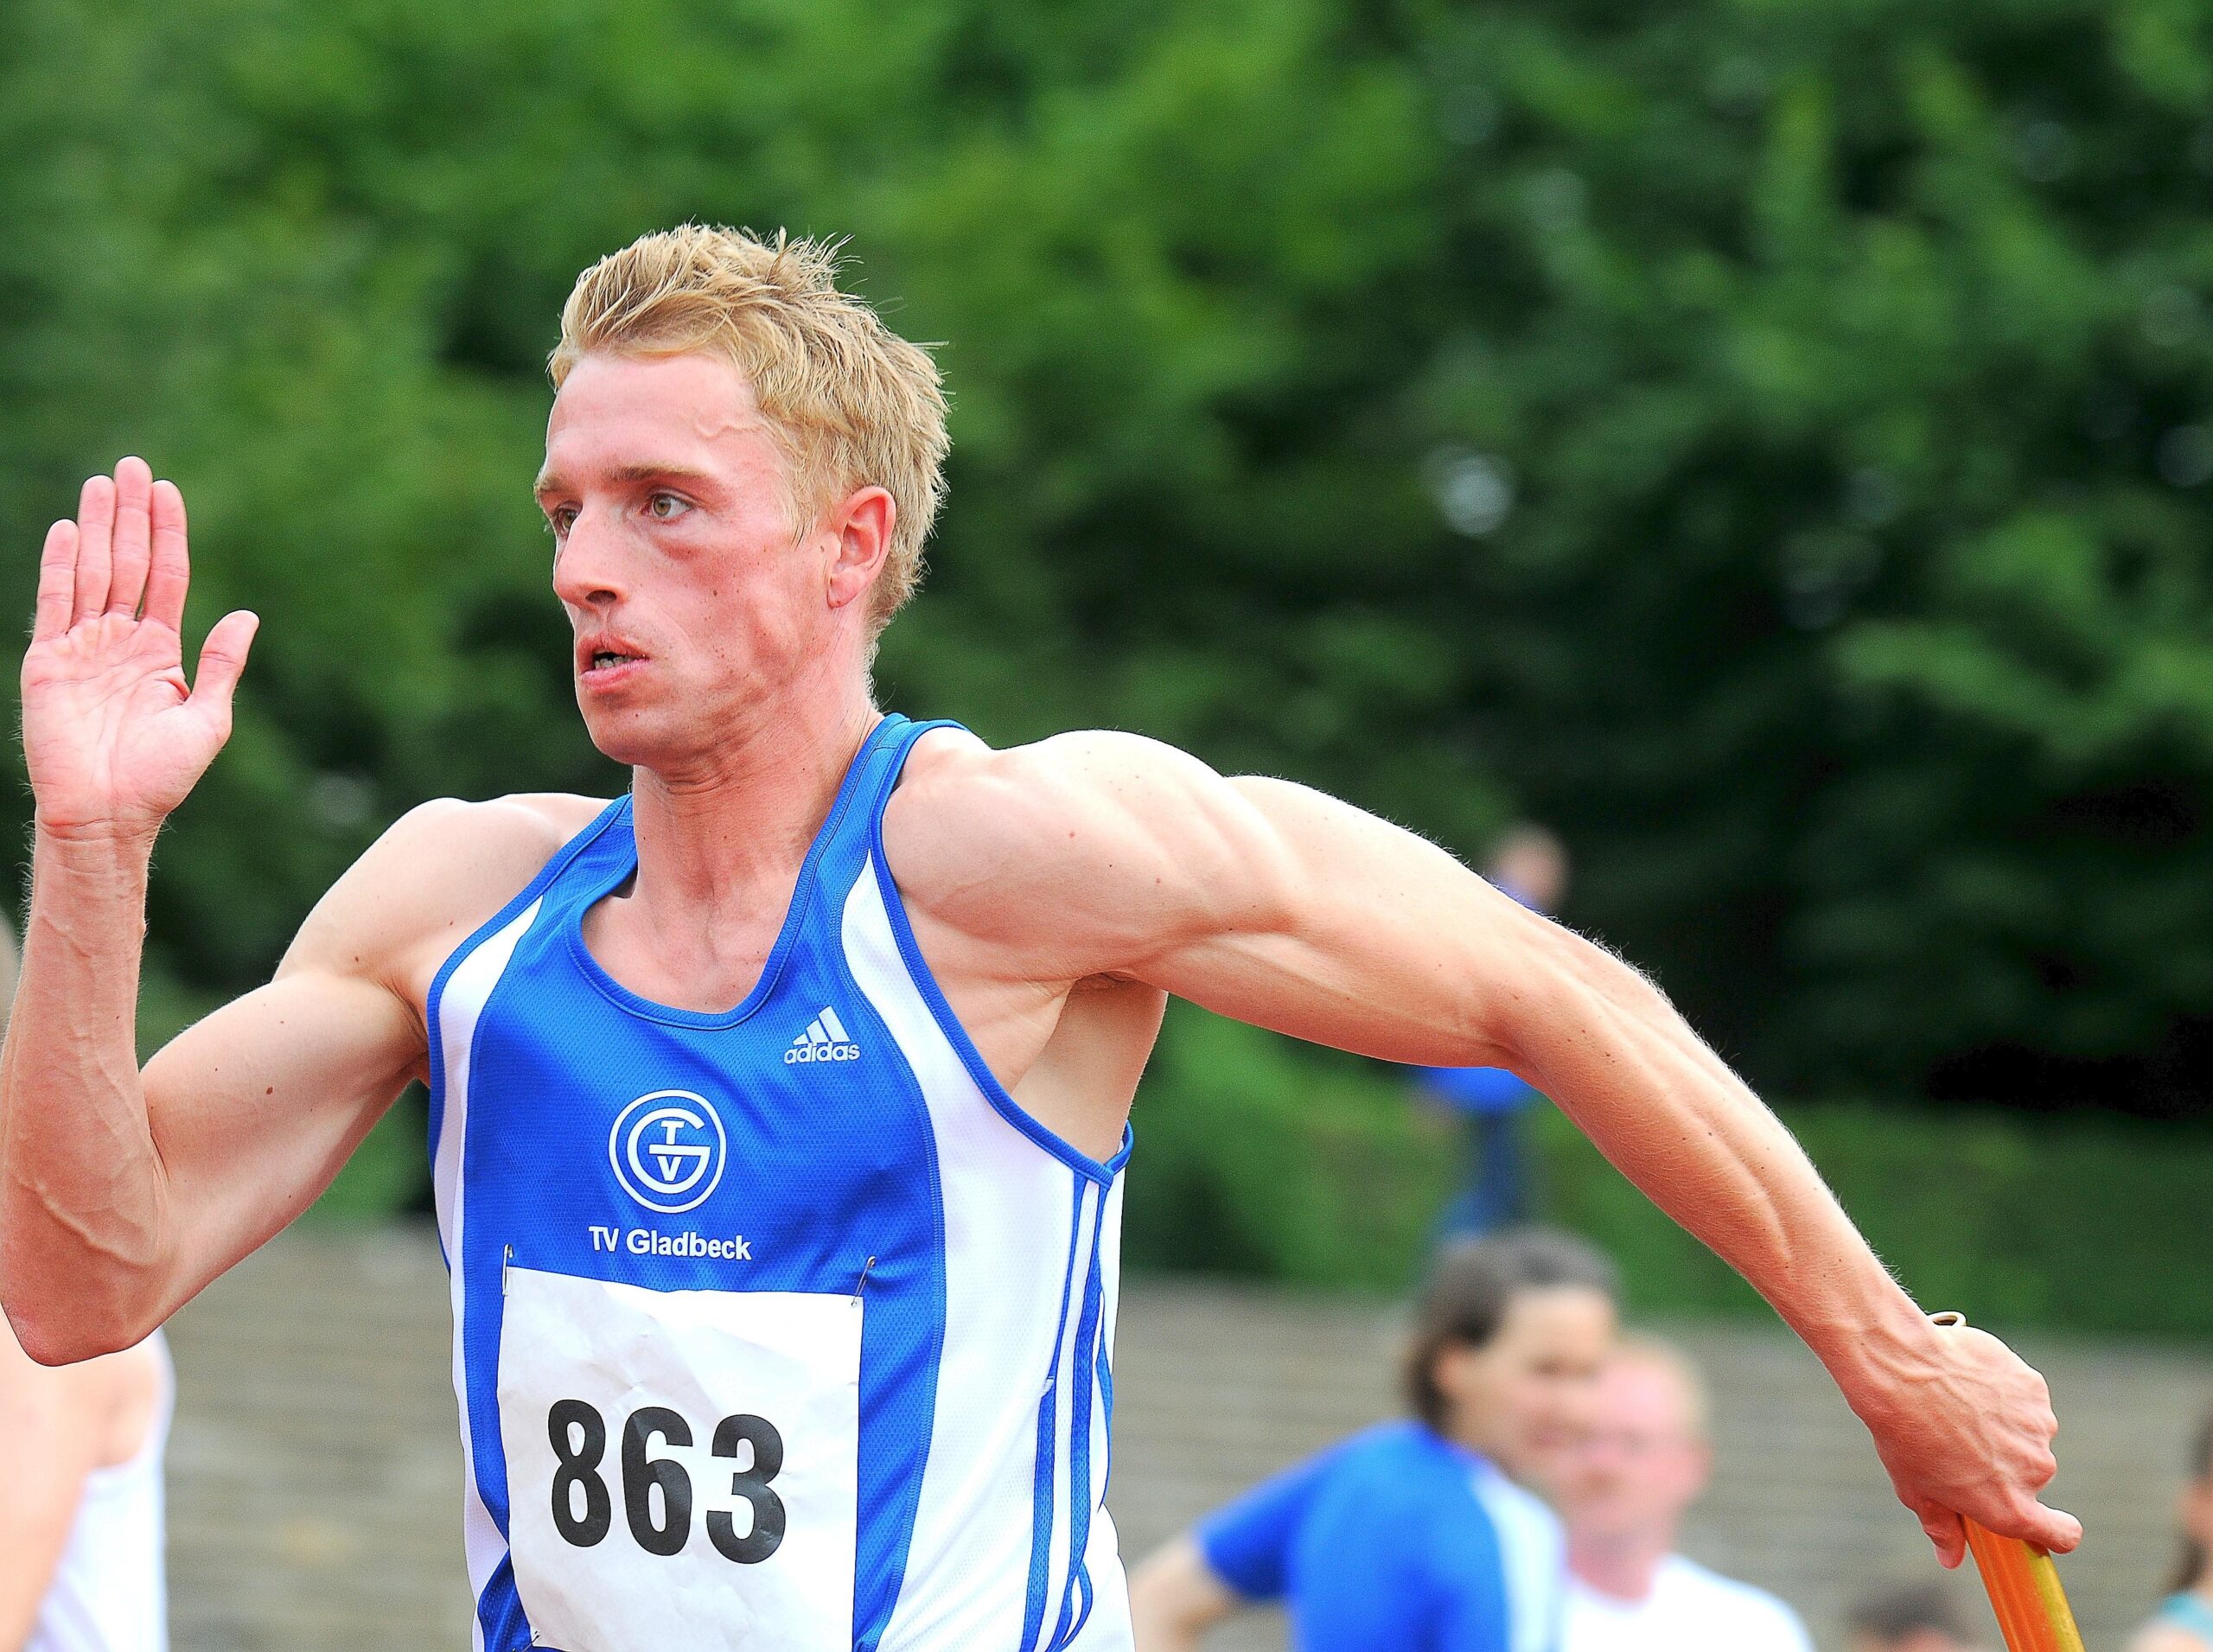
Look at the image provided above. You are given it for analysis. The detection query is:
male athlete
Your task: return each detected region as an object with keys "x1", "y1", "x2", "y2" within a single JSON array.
[{"x1": 2, "y1": 226, "x2": 2076, "y2": 1652}]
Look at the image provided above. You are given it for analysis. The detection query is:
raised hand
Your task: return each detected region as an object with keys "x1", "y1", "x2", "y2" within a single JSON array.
[{"x1": 23, "y1": 457, "x2": 259, "y2": 841}]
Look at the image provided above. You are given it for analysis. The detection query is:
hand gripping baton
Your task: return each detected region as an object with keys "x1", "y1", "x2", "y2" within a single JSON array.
[{"x1": 1929, "y1": 1311, "x2": 2085, "y2": 1652}]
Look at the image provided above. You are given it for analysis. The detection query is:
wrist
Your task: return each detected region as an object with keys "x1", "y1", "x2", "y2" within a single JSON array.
[
  {"x1": 1795, "y1": 1286, "x2": 1943, "y2": 1423},
  {"x1": 33, "y1": 814, "x2": 163, "y2": 883},
  {"x1": 34, "y1": 812, "x2": 163, "y2": 855}
]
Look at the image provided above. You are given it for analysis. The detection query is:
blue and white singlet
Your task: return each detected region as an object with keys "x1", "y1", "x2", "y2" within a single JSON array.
[{"x1": 427, "y1": 715, "x2": 1133, "y2": 1652}]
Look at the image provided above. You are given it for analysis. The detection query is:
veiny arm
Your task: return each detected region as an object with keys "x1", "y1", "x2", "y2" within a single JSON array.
[
  {"x1": 1, "y1": 807, "x2": 450, "y2": 1364},
  {"x1": 0, "y1": 461, "x2": 523, "y2": 1363},
  {"x1": 896, "y1": 730, "x2": 2077, "y2": 1565}
]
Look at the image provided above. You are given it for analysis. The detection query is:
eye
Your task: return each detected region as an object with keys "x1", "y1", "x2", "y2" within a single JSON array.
[
  {"x1": 546, "y1": 504, "x2": 577, "y2": 539},
  {"x1": 646, "y1": 491, "x2": 692, "y2": 522}
]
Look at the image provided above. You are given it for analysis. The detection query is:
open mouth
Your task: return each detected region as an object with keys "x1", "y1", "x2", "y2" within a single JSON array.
[{"x1": 580, "y1": 643, "x2": 647, "y2": 681}]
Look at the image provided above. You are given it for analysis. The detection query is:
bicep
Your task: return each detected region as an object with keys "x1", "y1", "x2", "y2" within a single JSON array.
[
  {"x1": 0, "y1": 1336, "x2": 101, "y2": 1644},
  {"x1": 907, "y1": 737, "x2": 1593, "y2": 1072},
  {"x1": 143, "y1": 964, "x2": 421, "y2": 1303},
  {"x1": 1192, "y1": 1445, "x2": 1345, "y2": 1602},
  {"x1": 1135, "y1": 775, "x2": 1563, "y2": 1070}
]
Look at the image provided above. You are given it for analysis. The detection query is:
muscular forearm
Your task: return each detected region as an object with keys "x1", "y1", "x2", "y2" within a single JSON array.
[
  {"x1": 1511, "y1": 934, "x2": 1936, "y2": 1410},
  {"x1": 0, "y1": 825, "x2": 172, "y2": 1362}
]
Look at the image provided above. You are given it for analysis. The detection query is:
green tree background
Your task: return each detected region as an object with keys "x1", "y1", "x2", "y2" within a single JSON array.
[{"x1": 5, "y1": 0, "x2": 2210, "y2": 1323}]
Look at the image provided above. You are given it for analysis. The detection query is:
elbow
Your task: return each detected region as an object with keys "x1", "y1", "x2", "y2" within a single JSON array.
[
  {"x1": 5, "y1": 1295, "x2": 148, "y2": 1366},
  {"x1": 1126, "y1": 1538, "x2": 1228, "y2": 1642},
  {"x1": 1489, "y1": 925, "x2": 1673, "y2": 1081},
  {"x1": 3, "y1": 1266, "x2": 164, "y2": 1367}
]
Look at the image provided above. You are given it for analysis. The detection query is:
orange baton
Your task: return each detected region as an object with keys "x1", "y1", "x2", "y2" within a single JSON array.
[
  {"x1": 1962, "y1": 1519, "x2": 2085, "y2": 1652},
  {"x1": 1929, "y1": 1312, "x2": 2085, "y2": 1652}
]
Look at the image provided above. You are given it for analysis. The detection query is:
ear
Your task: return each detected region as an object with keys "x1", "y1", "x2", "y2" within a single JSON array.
[
  {"x1": 825, "y1": 486, "x2": 896, "y2": 613},
  {"x1": 2181, "y1": 1477, "x2": 2213, "y2": 1542}
]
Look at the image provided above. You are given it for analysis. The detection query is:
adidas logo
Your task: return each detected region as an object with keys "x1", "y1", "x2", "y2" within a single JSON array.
[{"x1": 784, "y1": 1006, "x2": 862, "y2": 1065}]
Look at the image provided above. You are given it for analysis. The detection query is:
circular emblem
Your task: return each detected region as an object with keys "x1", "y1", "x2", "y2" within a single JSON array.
[{"x1": 608, "y1": 1090, "x2": 727, "y2": 1215}]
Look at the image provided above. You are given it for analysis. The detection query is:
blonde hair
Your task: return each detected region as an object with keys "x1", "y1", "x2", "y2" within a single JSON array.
[{"x1": 549, "y1": 225, "x2": 949, "y2": 631}]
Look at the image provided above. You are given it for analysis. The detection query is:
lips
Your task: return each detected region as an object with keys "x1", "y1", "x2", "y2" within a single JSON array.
[{"x1": 577, "y1": 635, "x2": 648, "y2": 683}]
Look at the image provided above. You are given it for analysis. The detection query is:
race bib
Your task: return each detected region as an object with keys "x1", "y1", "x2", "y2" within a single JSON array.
[{"x1": 497, "y1": 1268, "x2": 862, "y2": 1652}]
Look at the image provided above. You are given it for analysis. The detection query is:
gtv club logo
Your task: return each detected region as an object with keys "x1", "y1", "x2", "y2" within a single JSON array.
[{"x1": 608, "y1": 1090, "x2": 727, "y2": 1215}]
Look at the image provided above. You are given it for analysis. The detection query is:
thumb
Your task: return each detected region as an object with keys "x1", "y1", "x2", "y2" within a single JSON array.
[
  {"x1": 189, "y1": 609, "x2": 259, "y2": 724},
  {"x1": 2031, "y1": 1502, "x2": 2084, "y2": 1555}
]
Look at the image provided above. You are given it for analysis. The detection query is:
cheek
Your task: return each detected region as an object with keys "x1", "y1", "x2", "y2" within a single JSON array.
[
  {"x1": 1506, "y1": 1373, "x2": 1557, "y2": 1423},
  {"x1": 2185, "y1": 1488, "x2": 2213, "y2": 1541}
]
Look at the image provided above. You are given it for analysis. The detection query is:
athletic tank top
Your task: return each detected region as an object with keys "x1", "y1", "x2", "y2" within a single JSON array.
[
  {"x1": 29, "y1": 1332, "x2": 171, "y2": 1652},
  {"x1": 427, "y1": 715, "x2": 1132, "y2": 1652}
]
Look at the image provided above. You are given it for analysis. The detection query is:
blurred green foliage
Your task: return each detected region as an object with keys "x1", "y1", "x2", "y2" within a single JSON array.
[
  {"x1": 1113, "y1": 1008, "x2": 2213, "y2": 1338},
  {"x1": 8, "y1": 0, "x2": 2213, "y2": 1285}
]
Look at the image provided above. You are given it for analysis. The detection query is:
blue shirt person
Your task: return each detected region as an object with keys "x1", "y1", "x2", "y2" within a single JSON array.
[
  {"x1": 1126, "y1": 1228, "x2": 1617, "y2": 1652},
  {"x1": 1198, "y1": 1421, "x2": 1562, "y2": 1652},
  {"x1": 2131, "y1": 1403, "x2": 2213, "y2": 1652},
  {"x1": 1414, "y1": 825, "x2": 1569, "y2": 1240}
]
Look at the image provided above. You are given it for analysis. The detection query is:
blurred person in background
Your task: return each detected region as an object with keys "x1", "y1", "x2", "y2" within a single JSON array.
[
  {"x1": 0, "y1": 920, "x2": 172, "y2": 1652},
  {"x1": 1557, "y1": 1336, "x2": 1811, "y2": 1652},
  {"x1": 2131, "y1": 1402, "x2": 2213, "y2": 1651},
  {"x1": 1126, "y1": 1228, "x2": 1617, "y2": 1652},
  {"x1": 1845, "y1": 1582, "x2": 1982, "y2": 1652},
  {"x1": 1407, "y1": 825, "x2": 1568, "y2": 1241}
]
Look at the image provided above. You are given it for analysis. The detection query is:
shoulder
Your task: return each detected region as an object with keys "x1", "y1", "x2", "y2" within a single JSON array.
[
  {"x1": 1224, "y1": 1423, "x2": 1439, "y2": 1526},
  {"x1": 282, "y1": 793, "x2": 613, "y2": 992},
  {"x1": 1314, "y1": 1424, "x2": 1489, "y2": 1522},
  {"x1": 883, "y1": 727, "x2": 1292, "y2": 966},
  {"x1": 1330, "y1": 1419, "x2": 1443, "y2": 1477},
  {"x1": 891, "y1": 726, "x2": 1250, "y2": 845},
  {"x1": 1656, "y1": 1558, "x2": 1808, "y2": 1642},
  {"x1": 2133, "y1": 1620, "x2": 2213, "y2": 1652}
]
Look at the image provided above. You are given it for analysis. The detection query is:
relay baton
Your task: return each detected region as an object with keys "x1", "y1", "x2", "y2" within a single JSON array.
[{"x1": 1929, "y1": 1311, "x2": 2086, "y2": 1652}]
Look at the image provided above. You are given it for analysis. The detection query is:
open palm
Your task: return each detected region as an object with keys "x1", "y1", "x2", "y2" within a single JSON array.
[{"x1": 23, "y1": 457, "x2": 258, "y2": 840}]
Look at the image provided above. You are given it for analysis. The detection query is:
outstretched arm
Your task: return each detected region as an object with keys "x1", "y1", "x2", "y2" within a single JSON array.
[{"x1": 896, "y1": 731, "x2": 2076, "y2": 1566}]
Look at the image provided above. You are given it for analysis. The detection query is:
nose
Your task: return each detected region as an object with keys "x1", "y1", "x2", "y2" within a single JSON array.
[{"x1": 552, "y1": 507, "x2": 627, "y2": 609}]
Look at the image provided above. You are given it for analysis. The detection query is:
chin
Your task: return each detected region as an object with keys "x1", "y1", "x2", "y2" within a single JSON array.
[{"x1": 577, "y1": 706, "x2": 666, "y2": 770}]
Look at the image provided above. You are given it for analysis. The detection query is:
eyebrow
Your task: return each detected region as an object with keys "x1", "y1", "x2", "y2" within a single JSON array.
[{"x1": 533, "y1": 461, "x2": 722, "y2": 501}]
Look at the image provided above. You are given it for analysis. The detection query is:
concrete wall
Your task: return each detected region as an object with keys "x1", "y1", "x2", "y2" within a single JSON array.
[{"x1": 162, "y1": 1229, "x2": 2209, "y2": 1649}]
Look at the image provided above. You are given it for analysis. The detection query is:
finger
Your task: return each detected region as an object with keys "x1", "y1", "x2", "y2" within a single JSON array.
[
  {"x1": 2028, "y1": 1502, "x2": 2082, "y2": 1554},
  {"x1": 1920, "y1": 1507, "x2": 1966, "y2": 1569},
  {"x1": 73, "y1": 473, "x2": 115, "y2": 624},
  {"x1": 187, "y1": 610, "x2": 259, "y2": 735},
  {"x1": 106, "y1": 456, "x2": 153, "y2": 616},
  {"x1": 34, "y1": 520, "x2": 78, "y2": 641},
  {"x1": 143, "y1": 480, "x2": 190, "y2": 632}
]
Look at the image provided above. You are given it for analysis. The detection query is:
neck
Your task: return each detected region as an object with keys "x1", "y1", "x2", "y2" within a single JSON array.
[
  {"x1": 1569, "y1": 1527, "x2": 1674, "y2": 1605},
  {"x1": 1438, "y1": 1402, "x2": 1503, "y2": 1466},
  {"x1": 628, "y1": 675, "x2": 879, "y2": 917}
]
